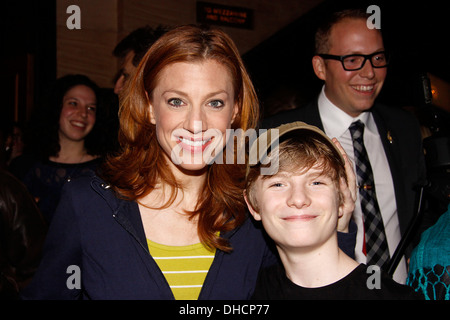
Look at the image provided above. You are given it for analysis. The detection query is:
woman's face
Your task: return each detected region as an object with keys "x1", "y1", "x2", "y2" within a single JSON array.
[
  {"x1": 59, "y1": 85, "x2": 97, "y2": 143},
  {"x1": 149, "y1": 60, "x2": 239, "y2": 172}
]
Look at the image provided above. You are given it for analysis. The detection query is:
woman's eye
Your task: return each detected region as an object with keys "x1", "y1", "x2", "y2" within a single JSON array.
[
  {"x1": 168, "y1": 98, "x2": 184, "y2": 107},
  {"x1": 208, "y1": 100, "x2": 224, "y2": 108}
]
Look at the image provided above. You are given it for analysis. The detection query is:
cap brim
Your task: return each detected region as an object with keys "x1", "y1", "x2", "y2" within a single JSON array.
[{"x1": 248, "y1": 121, "x2": 344, "y2": 169}]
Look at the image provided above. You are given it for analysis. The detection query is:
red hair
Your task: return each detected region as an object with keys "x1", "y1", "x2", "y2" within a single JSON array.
[{"x1": 101, "y1": 25, "x2": 259, "y2": 251}]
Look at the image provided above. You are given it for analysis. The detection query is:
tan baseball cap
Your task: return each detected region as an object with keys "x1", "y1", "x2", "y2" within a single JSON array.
[{"x1": 247, "y1": 121, "x2": 344, "y2": 176}]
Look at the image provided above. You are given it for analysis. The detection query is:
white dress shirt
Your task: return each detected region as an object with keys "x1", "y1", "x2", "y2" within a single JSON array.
[{"x1": 317, "y1": 86, "x2": 407, "y2": 283}]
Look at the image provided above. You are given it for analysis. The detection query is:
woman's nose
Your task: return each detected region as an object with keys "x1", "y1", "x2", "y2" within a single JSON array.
[
  {"x1": 184, "y1": 106, "x2": 206, "y2": 134},
  {"x1": 77, "y1": 105, "x2": 88, "y2": 118}
]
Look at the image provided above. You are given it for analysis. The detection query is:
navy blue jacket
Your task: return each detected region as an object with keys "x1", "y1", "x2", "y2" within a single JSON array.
[{"x1": 21, "y1": 175, "x2": 355, "y2": 300}]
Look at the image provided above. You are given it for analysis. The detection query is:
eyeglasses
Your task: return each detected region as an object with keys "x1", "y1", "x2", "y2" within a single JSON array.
[{"x1": 318, "y1": 51, "x2": 389, "y2": 71}]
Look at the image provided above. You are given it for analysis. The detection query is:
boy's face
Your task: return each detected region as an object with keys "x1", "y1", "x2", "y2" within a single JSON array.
[{"x1": 245, "y1": 165, "x2": 344, "y2": 252}]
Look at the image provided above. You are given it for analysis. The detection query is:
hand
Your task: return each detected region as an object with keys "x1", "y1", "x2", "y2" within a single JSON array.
[{"x1": 332, "y1": 138, "x2": 356, "y2": 233}]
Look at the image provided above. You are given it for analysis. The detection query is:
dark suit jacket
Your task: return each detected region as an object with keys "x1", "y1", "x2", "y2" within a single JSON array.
[{"x1": 262, "y1": 98, "x2": 427, "y2": 248}]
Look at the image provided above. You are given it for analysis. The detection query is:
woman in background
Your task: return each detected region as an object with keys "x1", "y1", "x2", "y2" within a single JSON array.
[{"x1": 19, "y1": 74, "x2": 106, "y2": 223}]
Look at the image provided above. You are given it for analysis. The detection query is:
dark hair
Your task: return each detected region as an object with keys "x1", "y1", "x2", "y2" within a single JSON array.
[
  {"x1": 315, "y1": 8, "x2": 376, "y2": 54},
  {"x1": 24, "y1": 74, "x2": 104, "y2": 160},
  {"x1": 113, "y1": 25, "x2": 170, "y2": 67}
]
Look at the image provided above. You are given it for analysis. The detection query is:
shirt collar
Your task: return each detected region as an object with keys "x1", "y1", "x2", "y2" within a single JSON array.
[{"x1": 318, "y1": 85, "x2": 375, "y2": 137}]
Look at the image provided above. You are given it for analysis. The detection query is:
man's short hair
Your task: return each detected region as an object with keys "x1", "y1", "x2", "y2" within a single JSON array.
[
  {"x1": 315, "y1": 8, "x2": 373, "y2": 55},
  {"x1": 113, "y1": 25, "x2": 170, "y2": 66}
]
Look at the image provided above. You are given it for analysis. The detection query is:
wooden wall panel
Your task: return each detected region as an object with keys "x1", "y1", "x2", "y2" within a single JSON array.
[
  {"x1": 57, "y1": 0, "x2": 119, "y2": 87},
  {"x1": 56, "y1": 0, "x2": 323, "y2": 88},
  {"x1": 57, "y1": 26, "x2": 119, "y2": 88},
  {"x1": 120, "y1": 0, "x2": 323, "y2": 54}
]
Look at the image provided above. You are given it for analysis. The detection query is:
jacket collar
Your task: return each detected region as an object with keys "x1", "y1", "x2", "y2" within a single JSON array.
[
  {"x1": 90, "y1": 175, "x2": 149, "y2": 252},
  {"x1": 89, "y1": 175, "x2": 248, "y2": 247},
  {"x1": 90, "y1": 175, "x2": 122, "y2": 212}
]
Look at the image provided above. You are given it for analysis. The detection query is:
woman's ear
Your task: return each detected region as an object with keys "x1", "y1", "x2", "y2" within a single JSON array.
[
  {"x1": 149, "y1": 105, "x2": 156, "y2": 125},
  {"x1": 231, "y1": 102, "x2": 239, "y2": 125},
  {"x1": 146, "y1": 91, "x2": 156, "y2": 125},
  {"x1": 243, "y1": 190, "x2": 261, "y2": 221},
  {"x1": 312, "y1": 55, "x2": 327, "y2": 81}
]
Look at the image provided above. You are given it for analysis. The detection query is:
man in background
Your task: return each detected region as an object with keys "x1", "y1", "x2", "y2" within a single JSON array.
[{"x1": 113, "y1": 25, "x2": 169, "y2": 94}]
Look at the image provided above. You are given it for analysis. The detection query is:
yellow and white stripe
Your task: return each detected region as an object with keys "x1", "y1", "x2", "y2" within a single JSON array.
[{"x1": 147, "y1": 239, "x2": 215, "y2": 300}]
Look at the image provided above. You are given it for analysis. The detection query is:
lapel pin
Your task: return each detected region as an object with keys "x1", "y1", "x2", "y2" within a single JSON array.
[{"x1": 387, "y1": 131, "x2": 393, "y2": 144}]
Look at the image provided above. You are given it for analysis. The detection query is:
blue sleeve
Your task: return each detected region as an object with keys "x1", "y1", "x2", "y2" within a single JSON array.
[
  {"x1": 337, "y1": 219, "x2": 357, "y2": 259},
  {"x1": 20, "y1": 183, "x2": 83, "y2": 299}
]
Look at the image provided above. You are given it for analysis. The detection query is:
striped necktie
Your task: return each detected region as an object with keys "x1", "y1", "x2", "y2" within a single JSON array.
[{"x1": 349, "y1": 120, "x2": 390, "y2": 268}]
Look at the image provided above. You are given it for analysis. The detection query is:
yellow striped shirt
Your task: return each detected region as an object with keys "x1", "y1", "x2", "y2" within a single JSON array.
[{"x1": 147, "y1": 239, "x2": 215, "y2": 300}]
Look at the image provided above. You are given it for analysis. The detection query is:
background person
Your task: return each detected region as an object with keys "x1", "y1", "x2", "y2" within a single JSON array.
[
  {"x1": 0, "y1": 169, "x2": 47, "y2": 300},
  {"x1": 102, "y1": 25, "x2": 171, "y2": 155},
  {"x1": 14, "y1": 74, "x2": 105, "y2": 223},
  {"x1": 112, "y1": 25, "x2": 169, "y2": 95}
]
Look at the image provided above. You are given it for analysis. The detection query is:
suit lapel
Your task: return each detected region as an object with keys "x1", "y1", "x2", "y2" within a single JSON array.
[{"x1": 371, "y1": 106, "x2": 408, "y2": 230}]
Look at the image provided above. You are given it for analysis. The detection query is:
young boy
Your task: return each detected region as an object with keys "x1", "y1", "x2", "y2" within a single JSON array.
[{"x1": 245, "y1": 121, "x2": 420, "y2": 299}]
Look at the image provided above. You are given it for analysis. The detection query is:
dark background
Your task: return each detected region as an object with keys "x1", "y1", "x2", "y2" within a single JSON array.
[
  {"x1": 243, "y1": 0, "x2": 450, "y2": 121},
  {"x1": 1, "y1": 0, "x2": 449, "y2": 126}
]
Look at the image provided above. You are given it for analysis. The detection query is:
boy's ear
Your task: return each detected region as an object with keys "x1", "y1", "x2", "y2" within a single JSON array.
[
  {"x1": 337, "y1": 181, "x2": 345, "y2": 219},
  {"x1": 338, "y1": 202, "x2": 344, "y2": 219},
  {"x1": 336, "y1": 177, "x2": 352, "y2": 233},
  {"x1": 243, "y1": 191, "x2": 261, "y2": 221}
]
